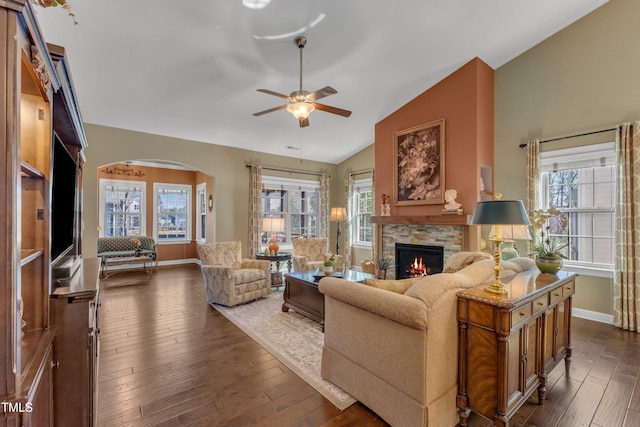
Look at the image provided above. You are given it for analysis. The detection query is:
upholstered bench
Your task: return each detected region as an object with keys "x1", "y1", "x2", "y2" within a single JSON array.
[{"x1": 97, "y1": 236, "x2": 157, "y2": 278}]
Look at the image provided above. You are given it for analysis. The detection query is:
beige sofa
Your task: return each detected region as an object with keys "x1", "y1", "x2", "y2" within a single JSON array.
[{"x1": 318, "y1": 256, "x2": 535, "y2": 427}]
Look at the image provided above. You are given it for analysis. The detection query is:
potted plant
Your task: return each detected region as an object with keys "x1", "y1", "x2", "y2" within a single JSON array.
[
  {"x1": 529, "y1": 208, "x2": 568, "y2": 274},
  {"x1": 375, "y1": 255, "x2": 392, "y2": 279},
  {"x1": 30, "y1": 0, "x2": 78, "y2": 24},
  {"x1": 324, "y1": 254, "x2": 335, "y2": 275}
]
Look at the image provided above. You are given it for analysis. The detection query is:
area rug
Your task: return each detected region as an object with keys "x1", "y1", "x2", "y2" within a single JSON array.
[{"x1": 212, "y1": 290, "x2": 356, "y2": 410}]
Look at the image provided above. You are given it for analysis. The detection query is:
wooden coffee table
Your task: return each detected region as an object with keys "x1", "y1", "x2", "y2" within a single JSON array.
[{"x1": 282, "y1": 269, "x2": 376, "y2": 330}]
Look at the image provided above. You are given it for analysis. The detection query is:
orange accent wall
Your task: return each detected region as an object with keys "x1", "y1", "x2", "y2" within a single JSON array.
[
  {"x1": 374, "y1": 57, "x2": 494, "y2": 216},
  {"x1": 97, "y1": 163, "x2": 214, "y2": 262}
]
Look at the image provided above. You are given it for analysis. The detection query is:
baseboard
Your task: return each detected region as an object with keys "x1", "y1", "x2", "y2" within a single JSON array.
[
  {"x1": 104, "y1": 258, "x2": 200, "y2": 271},
  {"x1": 572, "y1": 308, "x2": 614, "y2": 325},
  {"x1": 158, "y1": 258, "x2": 201, "y2": 267}
]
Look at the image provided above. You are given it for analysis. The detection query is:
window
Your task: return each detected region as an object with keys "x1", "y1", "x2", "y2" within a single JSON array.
[
  {"x1": 196, "y1": 183, "x2": 206, "y2": 243},
  {"x1": 352, "y1": 178, "x2": 373, "y2": 246},
  {"x1": 539, "y1": 142, "x2": 615, "y2": 274},
  {"x1": 99, "y1": 179, "x2": 146, "y2": 237},
  {"x1": 262, "y1": 177, "x2": 320, "y2": 248},
  {"x1": 154, "y1": 183, "x2": 192, "y2": 243}
]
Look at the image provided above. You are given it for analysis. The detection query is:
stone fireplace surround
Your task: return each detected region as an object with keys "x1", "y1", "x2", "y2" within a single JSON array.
[{"x1": 372, "y1": 215, "x2": 472, "y2": 280}]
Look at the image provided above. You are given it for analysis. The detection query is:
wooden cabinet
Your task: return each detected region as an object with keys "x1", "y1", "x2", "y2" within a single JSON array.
[
  {"x1": 19, "y1": 338, "x2": 54, "y2": 427},
  {"x1": 1, "y1": 2, "x2": 90, "y2": 425},
  {"x1": 2, "y1": 3, "x2": 57, "y2": 425},
  {"x1": 456, "y1": 270, "x2": 576, "y2": 427},
  {"x1": 50, "y1": 258, "x2": 100, "y2": 427}
]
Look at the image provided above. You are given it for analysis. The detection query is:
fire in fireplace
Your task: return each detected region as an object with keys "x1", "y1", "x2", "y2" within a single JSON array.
[
  {"x1": 395, "y1": 243, "x2": 444, "y2": 279},
  {"x1": 408, "y1": 257, "x2": 430, "y2": 277}
]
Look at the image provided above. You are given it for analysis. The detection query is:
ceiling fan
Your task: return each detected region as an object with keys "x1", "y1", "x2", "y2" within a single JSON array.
[{"x1": 253, "y1": 36, "x2": 352, "y2": 127}]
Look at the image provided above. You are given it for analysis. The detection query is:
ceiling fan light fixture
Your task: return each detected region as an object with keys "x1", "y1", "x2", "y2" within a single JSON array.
[
  {"x1": 287, "y1": 101, "x2": 315, "y2": 120},
  {"x1": 253, "y1": 36, "x2": 351, "y2": 126},
  {"x1": 242, "y1": 0, "x2": 271, "y2": 9}
]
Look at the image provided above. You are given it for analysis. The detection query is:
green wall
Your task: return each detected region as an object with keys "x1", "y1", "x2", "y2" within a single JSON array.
[
  {"x1": 495, "y1": 0, "x2": 639, "y2": 317},
  {"x1": 333, "y1": 144, "x2": 375, "y2": 267}
]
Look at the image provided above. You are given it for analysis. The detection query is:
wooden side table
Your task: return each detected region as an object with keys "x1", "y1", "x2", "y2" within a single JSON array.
[
  {"x1": 256, "y1": 252, "x2": 292, "y2": 287},
  {"x1": 456, "y1": 269, "x2": 576, "y2": 427}
]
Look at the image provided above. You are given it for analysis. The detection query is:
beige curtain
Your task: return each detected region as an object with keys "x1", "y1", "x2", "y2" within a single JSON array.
[
  {"x1": 318, "y1": 172, "x2": 330, "y2": 238},
  {"x1": 343, "y1": 173, "x2": 355, "y2": 268},
  {"x1": 614, "y1": 122, "x2": 640, "y2": 332},
  {"x1": 248, "y1": 164, "x2": 262, "y2": 258},
  {"x1": 526, "y1": 139, "x2": 540, "y2": 252}
]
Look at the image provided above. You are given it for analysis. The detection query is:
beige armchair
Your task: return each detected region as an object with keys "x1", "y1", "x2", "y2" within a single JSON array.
[
  {"x1": 291, "y1": 237, "x2": 343, "y2": 272},
  {"x1": 197, "y1": 241, "x2": 271, "y2": 307}
]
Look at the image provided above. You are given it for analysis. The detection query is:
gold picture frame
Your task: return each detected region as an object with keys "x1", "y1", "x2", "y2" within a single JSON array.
[{"x1": 393, "y1": 118, "x2": 445, "y2": 206}]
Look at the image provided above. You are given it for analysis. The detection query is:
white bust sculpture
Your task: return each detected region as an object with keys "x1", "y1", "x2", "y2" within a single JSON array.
[{"x1": 444, "y1": 189, "x2": 462, "y2": 211}]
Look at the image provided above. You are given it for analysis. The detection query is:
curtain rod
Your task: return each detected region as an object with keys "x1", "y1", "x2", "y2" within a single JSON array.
[
  {"x1": 518, "y1": 127, "x2": 617, "y2": 148},
  {"x1": 349, "y1": 169, "x2": 373, "y2": 177},
  {"x1": 245, "y1": 164, "x2": 327, "y2": 177}
]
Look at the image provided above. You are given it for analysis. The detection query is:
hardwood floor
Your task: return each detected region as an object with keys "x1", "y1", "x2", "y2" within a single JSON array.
[{"x1": 97, "y1": 264, "x2": 640, "y2": 427}]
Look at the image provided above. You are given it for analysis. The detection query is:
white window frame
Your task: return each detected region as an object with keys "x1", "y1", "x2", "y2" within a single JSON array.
[
  {"x1": 99, "y1": 178, "x2": 146, "y2": 238},
  {"x1": 196, "y1": 183, "x2": 206, "y2": 243},
  {"x1": 352, "y1": 178, "x2": 373, "y2": 248},
  {"x1": 539, "y1": 142, "x2": 615, "y2": 278},
  {"x1": 153, "y1": 182, "x2": 192, "y2": 244},
  {"x1": 262, "y1": 176, "x2": 320, "y2": 251}
]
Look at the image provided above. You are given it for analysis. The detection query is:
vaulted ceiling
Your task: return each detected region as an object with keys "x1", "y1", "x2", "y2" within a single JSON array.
[{"x1": 36, "y1": 0, "x2": 608, "y2": 164}]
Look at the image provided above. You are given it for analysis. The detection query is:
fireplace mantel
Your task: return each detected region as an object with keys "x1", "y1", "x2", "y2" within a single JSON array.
[{"x1": 371, "y1": 215, "x2": 472, "y2": 226}]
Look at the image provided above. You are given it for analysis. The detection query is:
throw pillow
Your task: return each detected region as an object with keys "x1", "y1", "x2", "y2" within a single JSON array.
[
  {"x1": 364, "y1": 277, "x2": 418, "y2": 294},
  {"x1": 443, "y1": 251, "x2": 492, "y2": 273}
]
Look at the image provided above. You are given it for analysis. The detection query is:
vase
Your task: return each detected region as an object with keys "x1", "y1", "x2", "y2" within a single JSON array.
[
  {"x1": 324, "y1": 265, "x2": 334, "y2": 275},
  {"x1": 375, "y1": 268, "x2": 387, "y2": 279},
  {"x1": 535, "y1": 255, "x2": 563, "y2": 274},
  {"x1": 500, "y1": 241, "x2": 519, "y2": 261}
]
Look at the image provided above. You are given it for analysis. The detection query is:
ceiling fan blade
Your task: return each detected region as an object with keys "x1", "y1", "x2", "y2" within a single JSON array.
[
  {"x1": 253, "y1": 105, "x2": 288, "y2": 116},
  {"x1": 306, "y1": 86, "x2": 337, "y2": 101},
  {"x1": 314, "y1": 103, "x2": 352, "y2": 117},
  {"x1": 256, "y1": 89, "x2": 291, "y2": 100},
  {"x1": 299, "y1": 117, "x2": 309, "y2": 128}
]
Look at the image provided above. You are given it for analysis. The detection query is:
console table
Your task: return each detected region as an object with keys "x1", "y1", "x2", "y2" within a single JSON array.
[{"x1": 456, "y1": 269, "x2": 576, "y2": 427}]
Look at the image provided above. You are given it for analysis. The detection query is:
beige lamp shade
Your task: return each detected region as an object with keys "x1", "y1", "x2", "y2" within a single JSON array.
[
  {"x1": 489, "y1": 224, "x2": 532, "y2": 241},
  {"x1": 330, "y1": 207, "x2": 347, "y2": 222},
  {"x1": 263, "y1": 217, "x2": 284, "y2": 254},
  {"x1": 262, "y1": 217, "x2": 284, "y2": 232}
]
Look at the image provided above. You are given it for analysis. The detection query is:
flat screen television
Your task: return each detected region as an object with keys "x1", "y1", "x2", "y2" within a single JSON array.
[{"x1": 51, "y1": 133, "x2": 78, "y2": 263}]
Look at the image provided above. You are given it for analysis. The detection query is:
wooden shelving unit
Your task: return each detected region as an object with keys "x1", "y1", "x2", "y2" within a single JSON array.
[{"x1": 2, "y1": 2, "x2": 94, "y2": 426}]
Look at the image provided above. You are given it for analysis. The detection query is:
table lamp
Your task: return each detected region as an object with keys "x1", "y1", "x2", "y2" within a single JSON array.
[
  {"x1": 470, "y1": 194, "x2": 531, "y2": 294},
  {"x1": 330, "y1": 207, "x2": 347, "y2": 254},
  {"x1": 262, "y1": 217, "x2": 284, "y2": 254},
  {"x1": 489, "y1": 224, "x2": 532, "y2": 260}
]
